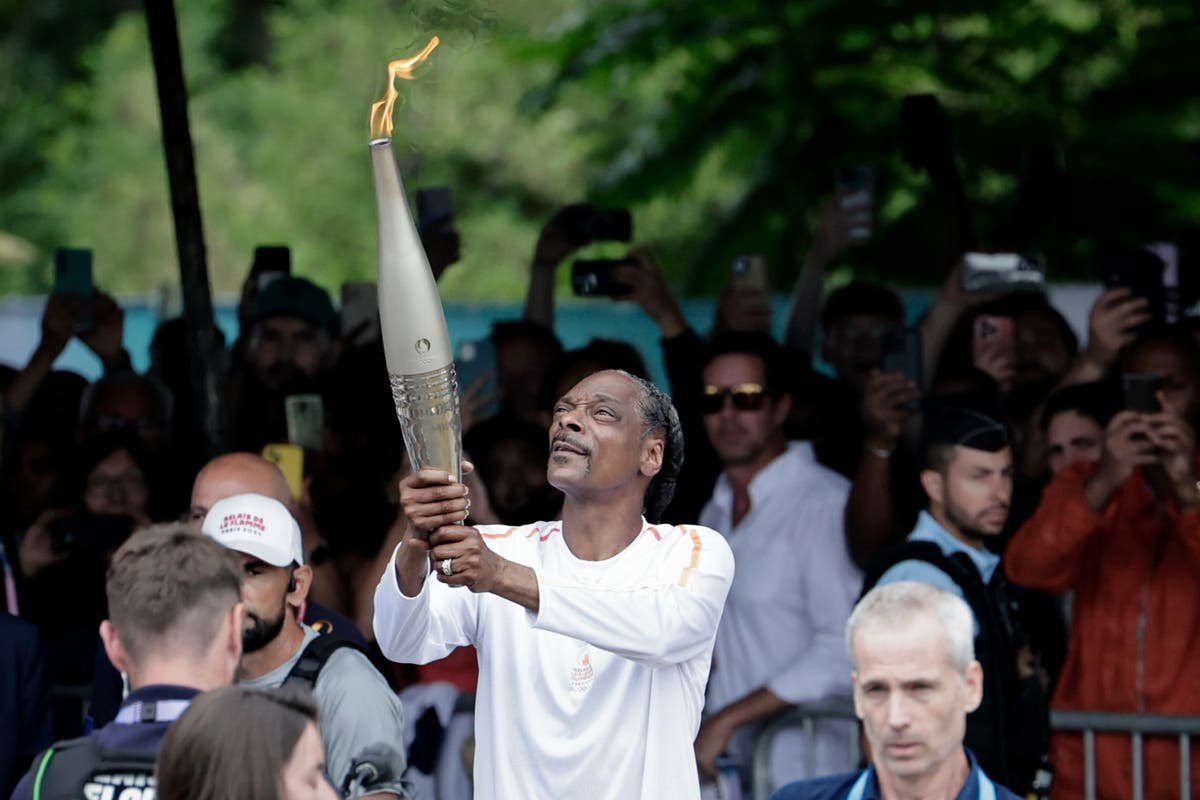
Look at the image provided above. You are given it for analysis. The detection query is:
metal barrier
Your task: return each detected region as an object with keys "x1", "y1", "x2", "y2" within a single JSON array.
[
  {"x1": 1050, "y1": 709, "x2": 1200, "y2": 800},
  {"x1": 750, "y1": 704, "x2": 1200, "y2": 800},
  {"x1": 750, "y1": 698, "x2": 857, "y2": 800}
]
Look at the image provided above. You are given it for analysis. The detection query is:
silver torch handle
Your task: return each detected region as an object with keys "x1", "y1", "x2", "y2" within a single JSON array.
[{"x1": 370, "y1": 137, "x2": 462, "y2": 480}]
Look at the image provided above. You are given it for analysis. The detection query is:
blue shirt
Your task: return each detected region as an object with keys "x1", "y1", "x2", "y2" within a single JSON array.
[
  {"x1": 770, "y1": 749, "x2": 1021, "y2": 800},
  {"x1": 11, "y1": 684, "x2": 198, "y2": 800},
  {"x1": 875, "y1": 511, "x2": 1000, "y2": 630}
]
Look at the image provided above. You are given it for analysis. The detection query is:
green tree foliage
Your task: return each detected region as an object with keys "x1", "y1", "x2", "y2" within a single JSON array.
[
  {"x1": 530, "y1": 0, "x2": 1200, "y2": 292},
  {"x1": 2, "y1": 0, "x2": 1198, "y2": 298}
]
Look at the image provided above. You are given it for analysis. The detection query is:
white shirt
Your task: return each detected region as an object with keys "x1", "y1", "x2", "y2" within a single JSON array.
[
  {"x1": 700, "y1": 442, "x2": 861, "y2": 786},
  {"x1": 373, "y1": 518, "x2": 735, "y2": 800}
]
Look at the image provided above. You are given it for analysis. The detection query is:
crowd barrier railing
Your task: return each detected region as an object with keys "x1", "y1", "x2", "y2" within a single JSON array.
[
  {"x1": 1050, "y1": 709, "x2": 1200, "y2": 800},
  {"x1": 750, "y1": 703, "x2": 1200, "y2": 800},
  {"x1": 750, "y1": 698, "x2": 857, "y2": 800}
]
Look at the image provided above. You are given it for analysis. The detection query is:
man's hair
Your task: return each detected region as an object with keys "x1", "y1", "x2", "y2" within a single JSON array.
[
  {"x1": 703, "y1": 331, "x2": 789, "y2": 395},
  {"x1": 821, "y1": 281, "x2": 905, "y2": 331},
  {"x1": 616, "y1": 371, "x2": 684, "y2": 524},
  {"x1": 1123, "y1": 324, "x2": 1200, "y2": 382},
  {"x1": 847, "y1": 581, "x2": 975, "y2": 674},
  {"x1": 106, "y1": 524, "x2": 242, "y2": 665},
  {"x1": 79, "y1": 371, "x2": 174, "y2": 430},
  {"x1": 1040, "y1": 381, "x2": 1120, "y2": 433},
  {"x1": 157, "y1": 684, "x2": 316, "y2": 800}
]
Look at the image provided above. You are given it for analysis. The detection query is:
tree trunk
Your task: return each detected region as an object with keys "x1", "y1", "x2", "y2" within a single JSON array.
[{"x1": 144, "y1": 0, "x2": 223, "y2": 457}]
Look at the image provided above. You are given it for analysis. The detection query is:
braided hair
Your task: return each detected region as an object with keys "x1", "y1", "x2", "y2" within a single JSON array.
[{"x1": 614, "y1": 370, "x2": 684, "y2": 523}]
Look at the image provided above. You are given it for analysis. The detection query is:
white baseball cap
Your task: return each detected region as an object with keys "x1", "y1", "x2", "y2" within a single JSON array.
[{"x1": 201, "y1": 493, "x2": 304, "y2": 567}]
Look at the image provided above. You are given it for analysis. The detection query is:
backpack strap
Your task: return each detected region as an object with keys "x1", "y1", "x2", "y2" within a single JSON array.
[{"x1": 284, "y1": 633, "x2": 368, "y2": 690}]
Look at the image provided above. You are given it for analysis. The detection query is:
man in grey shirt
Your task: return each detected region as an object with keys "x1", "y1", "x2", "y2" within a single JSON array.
[{"x1": 203, "y1": 491, "x2": 409, "y2": 798}]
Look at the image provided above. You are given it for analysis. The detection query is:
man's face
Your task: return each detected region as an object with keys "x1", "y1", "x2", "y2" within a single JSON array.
[
  {"x1": 84, "y1": 448, "x2": 150, "y2": 521},
  {"x1": 251, "y1": 316, "x2": 330, "y2": 391},
  {"x1": 1014, "y1": 311, "x2": 1072, "y2": 387},
  {"x1": 932, "y1": 447, "x2": 1013, "y2": 540},
  {"x1": 701, "y1": 354, "x2": 788, "y2": 467},
  {"x1": 237, "y1": 554, "x2": 291, "y2": 653},
  {"x1": 547, "y1": 371, "x2": 661, "y2": 499},
  {"x1": 1129, "y1": 342, "x2": 1200, "y2": 423},
  {"x1": 1046, "y1": 410, "x2": 1103, "y2": 475},
  {"x1": 823, "y1": 314, "x2": 893, "y2": 390},
  {"x1": 853, "y1": 616, "x2": 981, "y2": 783}
]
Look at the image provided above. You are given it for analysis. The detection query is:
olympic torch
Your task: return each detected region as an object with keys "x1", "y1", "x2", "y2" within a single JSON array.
[{"x1": 369, "y1": 37, "x2": 461, "y2": 479}]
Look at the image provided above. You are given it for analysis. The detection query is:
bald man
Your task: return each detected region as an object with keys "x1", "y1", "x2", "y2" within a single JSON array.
[
  {"x1": 88, "y1": 453, "x2": 366, "y2": 726},
  {"x1": 189, "y1": 452, "x2": 293, "y2": 523}
]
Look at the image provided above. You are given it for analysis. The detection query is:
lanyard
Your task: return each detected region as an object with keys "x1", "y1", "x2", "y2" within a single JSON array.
[
  {"x1": 114, "y1": 699, "x2": 191, "y2": 725},
  {"x1": 845, "y1": 768, "x2": 997, "y2": 800}
]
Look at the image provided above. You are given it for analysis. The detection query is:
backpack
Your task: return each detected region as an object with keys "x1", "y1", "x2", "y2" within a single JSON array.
[
  {"x1": 283, "y1": 632, "x2": 371, "y2": 690},
  {"x1": 29, "y1": 735, "x2": 158, "y2": 800},
  {"x1": 860, "y1": 540, "x2": 1050, "y2": 792}
]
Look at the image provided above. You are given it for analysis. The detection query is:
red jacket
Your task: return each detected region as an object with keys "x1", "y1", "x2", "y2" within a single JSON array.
[{"x1": 1006, "y1": 461, "x2": 1200, "y2": 800}]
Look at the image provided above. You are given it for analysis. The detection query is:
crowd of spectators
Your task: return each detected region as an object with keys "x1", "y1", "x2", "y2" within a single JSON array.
[{"x1": 2, "y1": 95, "x2": 1198, "y2": 800}]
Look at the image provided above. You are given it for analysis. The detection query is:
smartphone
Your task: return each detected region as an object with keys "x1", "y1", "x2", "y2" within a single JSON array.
[
  {"x1": 262, "y1": 444, "x2": 304, "y2": 501},
  {"x1": 1122, "y1": 373, "x2": 1163, "y2": 413},
  {"x1": 962, "y1": 252, "x2": 1045, "y2": 293},
  {"x1": 1103, "y1": 247, "x2": 1167, "y2": 328},
  {"x1": 1145, "y1": 243, "x2": 1179, "y2": 324},
  {"x1": 882, "y1": 327, "x2": 923, "y2": 390},
  {"x1": 251, "y1": 245, "x2": 291, "y2": 291},
  {"x1": 572, "y1": 258, "x2": 635, "y2": 298},
  {"x1": 730, "y1": 255, "x2": 768, "y2": 291},
  {"x1": 340, "y1": 282, "x2": 380, "y2": 347},
  {"x1": 973, "y1": 315, "x2": 1015, "y2": 367},
  {"x1": 417, "y1": 187, "x2": 454, "y2": 235},
  {"x1": 54, "y1": 248, "x2": 95, "y2": 332},
  {"x1": 833, "y1": 166, "x2": 874, "y2": 243},
  {"x1": 456, "y1": 338, "x2": 500, "y2": 422},
  {"x1": 284, "y1": 394, "x2": 324, "y2": 452},
  {"x1": 561, "y1": 204, "x2": 633, "y2": 247},
  {"x1": 49, "y1": 513, "x2": 135, "y2": 556}
]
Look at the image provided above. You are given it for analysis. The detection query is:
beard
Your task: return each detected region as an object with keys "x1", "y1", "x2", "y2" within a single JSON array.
[
  {"x1": 242, "y1": 606, "x2": 287, "y2": 653},
  {"x1": 944, "y1": 495, "x2": 1008, "y2": 544}
]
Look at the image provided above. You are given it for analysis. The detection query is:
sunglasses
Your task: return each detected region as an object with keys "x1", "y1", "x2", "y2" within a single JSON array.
[{"x1": 700, "y1": 383, "x2": 769, "y2": 414}]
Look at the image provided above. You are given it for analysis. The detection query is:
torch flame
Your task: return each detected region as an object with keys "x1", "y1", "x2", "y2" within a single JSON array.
[{"x1": 370, "y1": 36, "x2": 441, "y2": 140}]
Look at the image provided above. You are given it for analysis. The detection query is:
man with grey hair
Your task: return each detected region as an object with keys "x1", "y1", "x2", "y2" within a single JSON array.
[
  {"x1": 375, "y1": 368, "x2": 734, "y2": 799},
  {"x1": 771, "y1": 582, "x2": 1022, "y2": 800}
]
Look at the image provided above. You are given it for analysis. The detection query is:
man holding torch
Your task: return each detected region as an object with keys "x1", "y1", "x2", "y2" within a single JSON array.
[{"x1": 372, "y1": 369, "x2": 735, "y2": 799}]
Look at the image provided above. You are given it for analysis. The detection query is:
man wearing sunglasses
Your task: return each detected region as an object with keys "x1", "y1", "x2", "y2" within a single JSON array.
[{"x1": 694, "y1": 332, "x2": 862, "y2": 793}]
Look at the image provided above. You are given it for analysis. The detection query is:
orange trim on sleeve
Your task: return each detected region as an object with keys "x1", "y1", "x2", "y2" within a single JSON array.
[
  {"x1": 676, "y1": 526, "x2": 703, "y2": 587},
  {"x1": 481, "y1": 527, "x2": 517, "y2": 540}
]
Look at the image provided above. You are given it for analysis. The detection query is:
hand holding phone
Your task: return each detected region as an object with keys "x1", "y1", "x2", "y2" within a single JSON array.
[
  {"x1": 340, "y1": 282, "x2": 381, "y2": 347},
  {"x1": 251, "y1": 246, "x2": 291, "y2": 292},
  {"x1": 730, "y1": 255, "x2": 768, "y2": 291},
  {"x1": 456, "y1": 339, "x2": 500, "y2": 425},
  {"x1": 285, "y1": 395, "x2": 324, "y2": 452},
  {"x1": 833, "y1": 167, "x2": 874, "y2": 243},
  {"x1": 53, "y1": 248, "x2": 95, "y2": 333},
  {"x1": 262, "y1": 444, "x2": 304, "y2": 500},
  {"x1": 962, "y1": 252, "x2": 1045, "y2": 293},
  {"x1": 572, "y1": 258, "x2": 636, "y2": 298},
  {"x1": 1122, "y1": 373, "x2": 1163, "y2": 413}
]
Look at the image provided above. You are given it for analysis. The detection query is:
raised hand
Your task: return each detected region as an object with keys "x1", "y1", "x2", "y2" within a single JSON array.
[{"x1": 1084, "y1": 289, "x2": 1151, "y2": 368}]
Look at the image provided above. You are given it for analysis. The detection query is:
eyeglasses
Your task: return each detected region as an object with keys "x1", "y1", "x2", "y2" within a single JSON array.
[{"x1": 700, "y1": 383, "x2": 769, "y2": 414}]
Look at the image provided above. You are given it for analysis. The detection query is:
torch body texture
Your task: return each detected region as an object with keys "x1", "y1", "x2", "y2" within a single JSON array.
[{"x1": 370, "y1": 138, "x2": 462, "y2": 479}]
